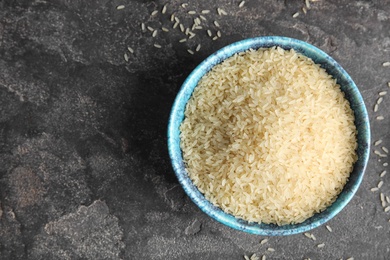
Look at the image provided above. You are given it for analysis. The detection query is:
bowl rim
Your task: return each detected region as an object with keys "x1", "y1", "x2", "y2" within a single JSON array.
[{"x1": 167, "y1": 36, "x2": 371, "y2": 236}]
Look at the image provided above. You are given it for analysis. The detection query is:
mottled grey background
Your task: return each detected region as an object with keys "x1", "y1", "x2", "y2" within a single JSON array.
[{"x1": 0, "y1": 0, "x2": 389, "y2": 259}]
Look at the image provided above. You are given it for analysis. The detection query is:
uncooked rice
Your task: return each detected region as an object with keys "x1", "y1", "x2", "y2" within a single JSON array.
[{"x1": 180, "y1": 47, "x2": 358, "y2": 225}]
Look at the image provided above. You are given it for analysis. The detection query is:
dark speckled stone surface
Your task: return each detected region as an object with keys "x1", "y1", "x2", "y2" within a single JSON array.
[{"x1": 1, "y1": 0, "x2": 390, "y2": 259}]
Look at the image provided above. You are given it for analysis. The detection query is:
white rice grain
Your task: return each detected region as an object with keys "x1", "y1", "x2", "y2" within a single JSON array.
[
  {"x1": 380, "y1": 170, "x2": 387, "y2": 177},
  {"x1": 162, "y1": 4, "x2": 167, "y2": 14},
  {"x1": 371, "y1": 187, "x2": 379, "y2": 192},
  {"x1": 162, "y1": 27, "x2": 169, "y2": 32},
  {"x1": 261, "y1": 256, "x2": 266, "y2": 260},
  {"x1": 181, "y1": 3, "x2": 188, "y2": 8},
  {"x1": 377, "y1": 97, "x2": 384, "y2": 104},
  {"x1": 214, "y1": 20, "x2": 220, "y2": 27},
  {"x1": 305, "y1": 0, "x2": 311, "y2": 9},
  {"x1": 179, "y1": 38, "x2": 187, "y2": 43},
  {"x1": 311, "y1": 234, "x2": 316, "y2": 241},
  {"x1": 127, "y1": 47, "x2": 134, "y2": 53},
  {"x1": 260, "y1": 239, "x2": 268, "y2": 245},
  {"x1": 385, "y1": 206, "x2": 390, "y2": 212},
  {"x1": 212, "y1": 36, "x2": 218, "y2": 41},
  {"x1": 202, "y1": 10, "x2": 210, "y2": 14},
  {"x1": 141, "y1": 23, "x2": 146, "y2": 31},
  {"x1": 124, "y1": 53, "x2": 129, "y2": 62},
  {"x1": 187, "y1": 49, "x2": 194, "y2": 55},
  {"x1": 379, "y1": 91, "x2": 387, "y2": 96},
  {"x1": 180, "y1": 24, "x2": 185, "y2": 32},
  {"x1": 170, "y1": 13, "x2": 175, "y2": 22},
  {"x1": 384, "y1": 162, "x2": 389, "y2": 166},
  {"x1": 267, "y1": 248, "x2": 275, "y2": 252},
  {"x1": 200, "y1": 15, "x2": 207, "y2": 21},
  {"x1": 326, "y1": 225, "x2": 332, "y2": 232},
  {"x1": 188, "y1": 10, "x2": 196, "y2": 15},
  {"x1": 382, "y1": 147, "x2": 389, "y2": 153},
  {"x1": 317, "y1": 243, "x2": 325, "y2": 248},
  {"x1": 116, "y1": 5, "x2": 125, "y2": 10},
  {"x1": 377, "y1": 116, "x2": 384, "y2": 120},
  {"x1": 196, "y1": 44, "x2": 201, "y2": 52},
  {"x1": 173, "y1": 22, "x2": 179, "y2": 29},
  {"x1": 374, "y1": 104, "x2": 379, "y2": 112},
  {"x1": 153, "y1": 43, "x2": 162, "y2": 48},
  {"x1": 152, "y1": 30, "x2": 158, "y2": 37},
  {"x1": 304, "y1": 233, "x2": 312, "y2": 239},
  {"x1": 378, "y1": 181, "x2": 384, "y2": 188},
  {"x1": 189, "y1": 32, "x2": 196, "y2": 39},
  {"x1": 151, "y1": 10, "x2": 158, "y2": 16},
  {"x1": 383, "y1": 62, "x2": 390, "y2": 67},
  {"x1": 217, "y1": 30, "x2": 222, "y2": 37},
  {"x1": 293, "y1": 12, "x2": 300, "y2": 18},
  {"x1": 375, "y1": 140, "x2": 383, "y2": 146},
  {"x1": 239, "y1": 1, "x2": 246, "y2": 8},
  {"x1": 147, "y1": 26, "x2": 154, "y2": 32},
  {"x1": 207, "y1": 30, "x2": 212, "y2": 37},
  {"x1": 386, "y1": 196, "x2": 390, "y2": 203}
]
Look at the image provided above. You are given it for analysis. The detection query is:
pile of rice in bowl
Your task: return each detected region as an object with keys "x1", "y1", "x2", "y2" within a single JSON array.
[{"x1": 179, "y1": 47, "x2": 358, "y2": 225}]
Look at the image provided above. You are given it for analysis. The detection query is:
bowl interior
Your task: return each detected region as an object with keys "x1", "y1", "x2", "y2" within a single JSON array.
[{"x1": 167, "y1": 36, "x2": 370, "y2": 235}]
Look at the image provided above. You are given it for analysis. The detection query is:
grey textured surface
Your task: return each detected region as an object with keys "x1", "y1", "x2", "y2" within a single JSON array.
[{"x1": 0, "y1": 0, "x2": 389, "y2": 259}]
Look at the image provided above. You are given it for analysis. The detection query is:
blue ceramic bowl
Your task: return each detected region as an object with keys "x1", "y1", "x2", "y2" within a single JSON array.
[{"x1": 167, "y1": 36, "x2": 370, "y2": 236}]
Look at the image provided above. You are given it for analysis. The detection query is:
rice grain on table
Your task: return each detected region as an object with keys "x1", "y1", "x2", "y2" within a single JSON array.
[
  {"x1": 152, "y1": 30, "x2": 158, "y2": 37},
  {"x1": 180, "y1": 47, "x2": 358, "y2": 225},
  {"x1": 326, "y1": 225, "x2": 332, "y2": 232},
  {"x1": 202, "y1": 10, "x2": 210, "y2": 14},
  {"x1": 141, "y1": 23, "x2": 146, "y2": 31},
  {"x1": 162, "y1": 4, "x2": 167, "y2": 14},
  {"x1": 371, "y1": 187, "x2": 379, "y2": 192},
  {"x1": 127, "y1": 47, "x2": 134, "y2": 53},
  {"x1": 196, "y1": 44, "x2": 201, "y2": 52},
  {"x1": 162, "y1": 27, "x2": 169, "y2": 32},
  {"x1": 378, "y1": 181, "x2": 384, "y2": 188},
  {"x1": 267, "y1": 248, "x2": 275, "y2": 252},
  {"x1": 188, "y1": 10, "x2": 196, "y2": 14},
  {"x1": 385, "y1": 206, "x2": 390, "y2": 212},
  {"x1": 374, "y1": 104, "x2": 379, "y2": 112},
  {"x1": 379, "y1": 91, "x2": 387, "y2": 96},
  {"x1": 116, "y1": 5, "x2": 125, "y2": 10},
  {"x1": 377, "y1": 116, "x2": 384, "y2": 120},
  {"x1": 375, "y1": 140, "x2": 383, "y2": 146},
  {"x1": 383, "y1": 62, "x2": 390, "y2": 67},
  {"x1": 260, "y1": 238, "x2": 268, "y2": 244},
  {"x1": 384, "y1": 162, "x2": 389, "y2": 166},
  {"x1": 239, "y1": 1, "x2": 246, "y2": 8},
  {"x1": 317, "y1": 243, "x2": 325, "y2": 248},
  {"x1": 151, "y1": 10, "x2": 158, "y2": 16},
  {"x1": 382, "y1": 147, "x2": 389, "y2": 153},
  {"x1": 261, "y1": 256, "x2": 266, "y2": 260},
  {"x1": 207, "y1": 30, "x2": 212, "y2": 37},
  {"x1": 214, "y1": 20, "x2": 220, "y2": 27},
  {"x1": 377, "y1": 97, "x2": 384, "y2": 104},
  {"x1": 386, "y1": 196, "x2": 390, "y2": 203},
  {"x1": 293, "y1": 12, "x2": 300, "y2": 18},
  {"x1": 170, "y1": 13, "x2": 175, "y2": 22},
  {"x1": 380, "y1": 170, "x2": 387, "y2": 177},
  {"x1": 187, "y1": 49, "x2": 194, "y2": 55},
  {"x1": 124, "y1": 53, "x2": 129, "y2": 62},
  {"x1": 200, "y1": 15, "x2": 207, "y2": 21},
  {"x1": 147, "y1": 26, "x2": 154, "y2": 32},
  {"x1": 217, "y1": 30, "x2": 222, "y2": 37},
  {"x1": 153, "y1": 43, "x2": 162, "y2": 48}
]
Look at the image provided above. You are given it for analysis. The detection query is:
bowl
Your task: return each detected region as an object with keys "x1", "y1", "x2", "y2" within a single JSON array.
[{"x1": 167, "y1": 36, "x2": 370, "y2": 236}]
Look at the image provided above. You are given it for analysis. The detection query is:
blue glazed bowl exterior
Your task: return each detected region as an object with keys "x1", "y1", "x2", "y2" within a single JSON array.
[{"x1": 167, "y1": 36, "x2": 370, "y2": 236}]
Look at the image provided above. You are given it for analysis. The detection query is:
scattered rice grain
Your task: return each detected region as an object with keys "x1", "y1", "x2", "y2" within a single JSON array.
[
  {"x1": 151, "y1": 10, "x2": 158, "y2": 16},
  {"x1": 153, "y1": 43, "x2": 162, "y2": 48},
  {"x1": 189, "y1": 32, "x2": 196, "y2": 39},
  {"x1": 293, "y1": 12, "x2": 300, "y2": 18},
  {"x1": 214, "y1": 20, "x2": 220, "y2": 27},
  {"x1": 116, "y1": 5, "x2": 125, "y2": 10},
  {"x1": 179, "y1": 38, "x2": 187, "y2": 43},
  {"x1": 239, "y1": 1, "x2": 246, "y2": 8},
  {"x1": 141, "y1": 23, "x2": 146, "y2": 31},
  {"x1": 377, "y1": 116, "x2": 384, "y2": 120},
  {"x1": 386, "y1": 196, "x2": 390, "y2": 203},
  {"x1": 162, "y1": 4, "x2": 167, "y2": 14},
  {"x1": 173, "y1": 22, "x2": 179, "y2": 29},
  {"x1": 196, "y1": 44, "x2": 201, "y2": 52},
  {"x1": 212, "y1": 36, "x2": 218, "y2": 40},
  {"x1": 384, "y1": 162, "x2": 389, "y2": 166},
  {"x1": 346, "y1": 258, "x2": 354, "y2": 260},
  {"x1": 375, "y1": 140, "x2": 383, "y2": 146},
  {"x1": 383, "y1": 62, "x2": 390, "y2": 67},
  {"x1": 181, "y1": 3, "x2": 188, "y2": 8},
  {"x1": 380, "y1": 170, "x2": 387, "y2": 177},
  {"x1": 217, "y1": 30, "x2": 222, "y2": 37},
  {"x1": 202, "y1": 10, "x2": 210, "y2": 14},
  {"x1": 170, "y1": 13, "x2": 175, "y2": 22},
  {"x1": 375, "y1": 150, "x2": 387, "y2": 157},
  {"x1": 180, "y1": 24, "x2": 185, "y2": 32},
  {"x1": 162, "y1": 27, "x2": 169, "y2": 32},
  {"x1": 175, "y1": 17, "x2": 180, "y2": 23},
  {"x1": 326, "y1": 225, "x2": 332, "y2": 232},
  {"x1": 378, "y1": 181, "x2": 384, "y2": 188},
  {"x1": 244, "y1": 255, "x2": 250, "y2": 260},
  {"x1": 188, "y1": 10, "x2": 196, "y2": 15},
  {"x1": 305, "y1": 0, "x2": 311, "y2": 9},
  {"x1": 152, "y1": 30, "x2": 158, "y2": 37},
  {"x1": 385, "y1": 206, "x2": 390, "y2": 212},
  {"x1": 260, "y1": 239, "x2": 268, "y2": 245},
  {"x1": 377, "y1": 97, "x2": 384, "y2": 104},
  {"x1": 311, "y1": 234, "x2": 316, "y2": 241},
  {"x1": 382, "y1": 147, "x2": 389, "y2": 153},
  {"x1": 371, "y1": 187, "x2": 379, "y2": 192},
  {"x1": 302, "y1": 7, "x2": 307, "y2": 14},
  {"x1": 374, "y1": 104, "x2": 379, "y2": 112},
  {"x1": 185, "y1": 27, "x2": 190, "y2": 35},
  {"x1": 147, "y1": 26, "x2": 154, "y2": 32},
  {"x1": 195, "y1": 26, "x2": 203, "y2": 30},
  {"x1": 200, "y1": 15, "x2": 207, "y2": 21},
  {"x1": 261, "y1": 256, "x2": 266, "y2": 260},
  {"x1": 127, "y1": 47, "x2": 134, "y2": 53},
  {"x1": 317, "y1": 243, "x2": 325, "y2": 248},
  {"x1": 207, "y1": 30, "x2": 212, "y2": 37},
  {"x1": 267, "y1": 248, "x2": 275, "y2": 252},
  {"x1": 250, "y1": 254, "x2": 259, "y2": 260},
  {"x1": 187, "y1": 49, "x2": 194, "y2": 55},
  {"x1": 124, "y1": 53, "x2": 129, "y2": 62},
  {"x1": 379, "y1": 91, "x2": 387, "y2": 96},
  {"x1": 388, "y1": 82, "x2": 390, "y2": 88}
]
